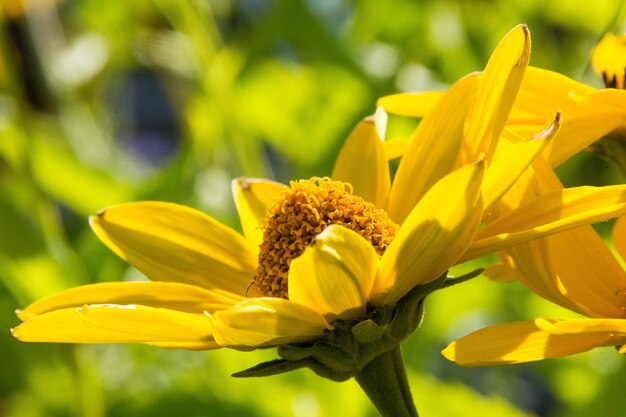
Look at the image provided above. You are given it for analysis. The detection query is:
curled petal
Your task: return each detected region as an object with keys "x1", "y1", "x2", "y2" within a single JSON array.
[
  {"x1": 288, "y1": 225, "x2": 378, "y2": 320},
  {"x1": 210, "y1": 298, "x2": 331, "y2": 348}
]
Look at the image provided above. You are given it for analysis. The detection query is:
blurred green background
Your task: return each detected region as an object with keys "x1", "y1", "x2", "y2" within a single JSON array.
[{"x1": 2, "y1": 0, "x2": 626, "y2": 416}]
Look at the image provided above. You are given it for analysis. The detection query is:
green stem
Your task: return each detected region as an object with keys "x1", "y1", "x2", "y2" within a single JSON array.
[{"x1": 354, "y1": 346, "x2": 418, "y2": 417}]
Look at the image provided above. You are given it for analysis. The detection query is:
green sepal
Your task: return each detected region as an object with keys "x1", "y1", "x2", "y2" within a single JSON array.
[
  {"x1": 232, "y1": 358, "x2": 311, "y2": 378},
  {"x1": 351, "y1": 319, "x2": 387, "y2": 344}
]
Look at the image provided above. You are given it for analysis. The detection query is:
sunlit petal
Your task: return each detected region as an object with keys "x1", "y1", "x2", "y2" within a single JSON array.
[
  {"x1": 464, "y1": 184, "x2": 626, "y2": 260},
  {"x1": 388, "y1": 74, "x2": 480, "y2": 224},
  {"x1": 210, "y1": 298, "x2": 331, "y2": 348},
  {"x1": 384, "y1": 139, "x2": 409, "y2": 160},
  {"x1": 17, "y1": 281, "x2": 244, "y2": 321},
  {"x1": 442, "y1": 320, "x2": 625, "y2": 366},
  {"x1": 548, "y1": 227, "x2": 626, "y2": 318},
  {"x1": 374, "y1": 161, "x2": 484, "y2": 306},
  {"x1": 332, "y1": 108, "x2": 390, "y2": 209},
  {"x1": 463, "y1": 24, "x2": 530, "y2": 163},
  {"x1": 90, "y1": 202, "x2": 258, "y2": 295},
  {"x1": 482, "y1": 114, "x2": 558, "y2": 212},
  {"x1": 288, "y1": 225, "x2": 378, "y2": 320},
  {"x1": 232, "y1": 177, "x2": 287, "y2": 246},
  {"x1": 376, "y1": 91, "x2": 443, "y2": 117},
  {"x1": 12, "y1": 304, "x2": 214, "y2": 344},
  {"x1": 541, "y1": 109, "x2": 625, "y2": 167},
  {"x1": 508, "y1": 67, "x2": 626, "y2": 167}
]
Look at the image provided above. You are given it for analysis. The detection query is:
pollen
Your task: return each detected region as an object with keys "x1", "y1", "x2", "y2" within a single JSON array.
[{"x1": 252, "y1": 177, "x2": 399, "y2": 299}]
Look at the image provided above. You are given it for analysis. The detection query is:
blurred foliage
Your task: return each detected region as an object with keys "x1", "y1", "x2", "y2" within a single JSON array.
[{"x1": 1, "y1": 0, "x2": 626, "y2": 416}]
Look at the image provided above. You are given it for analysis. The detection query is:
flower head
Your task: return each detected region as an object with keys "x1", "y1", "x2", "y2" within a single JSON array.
[{"x1": 251, "y1": 177, "x2": 398, "y2": 299}]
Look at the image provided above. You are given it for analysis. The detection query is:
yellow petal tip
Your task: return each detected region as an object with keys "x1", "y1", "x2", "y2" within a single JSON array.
[
  {"x1": 9, "y1": 326, "x2": 20, "y2": 340},
  {"x1": 440, "y1": 343, "x2": 456, "y2": 361},
  {"x1": 15, "y1": 309, "x2": 31, "y2": 321},
  {"x1": 89, "y1": 210, "x2": 105, "y2": 227},
  {"x1": 528, "y1": 111, "x2": 561, "y2": 142}
]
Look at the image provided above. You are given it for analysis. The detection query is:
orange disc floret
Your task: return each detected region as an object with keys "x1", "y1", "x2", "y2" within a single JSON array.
[{"x1": 252, "y1": 177, "x2": 399, "y2": 298}]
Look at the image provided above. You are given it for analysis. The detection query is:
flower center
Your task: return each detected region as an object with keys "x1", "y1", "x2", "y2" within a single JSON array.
[{"x1": 252, "y1": 177, "x2": 399, "y2": 299}]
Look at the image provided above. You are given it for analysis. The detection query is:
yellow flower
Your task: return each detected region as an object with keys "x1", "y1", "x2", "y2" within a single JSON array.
[
  {"x1": 384, "y1": 32, "x2": 626, "y2": 367},
  {"x1": 11, "y1": 25, "x2": 626, "y2": 364},
  {"x1": 441, "y1": 106, "x2": 626, "y2": 365},
  {"x1": 591, "y1": 33, "x2": 626, "y2": 89},
  {"x1": 442, "y1": 196, "x2": 626, "y2": 366}
]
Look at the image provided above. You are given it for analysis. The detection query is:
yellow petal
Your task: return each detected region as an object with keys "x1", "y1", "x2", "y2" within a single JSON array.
[
  {"x1": 442, "y1": 320, "x2": 625, "y2": 366},
  {"x1": 210, "y1": 298, "x2": 331, "y2": 348},
  {"x1": 376, "y1": 91, "x2": 443, "y2": 117},
  {"x1": 508, "y1": 67, "x2": 626, "y2": 167},
  {"x1": 591, "y1": 33, "x2": 626, "y2": 89},
  {"x1": 90, "y1": 202, "x2": 258, "y2": 295},
  {"x1": 388, "y1": 73, "x2": 480, "y2": 224},
  {"x1": 17, "y1": 281, "x2": 244, "y2": 321},
  {"x1": 384, "y1": 139, "x2": 409, "y2": 160},
  {"x1": 148, "y1": 341, "x2": 221, "y2": 350},
  {"x1": 482, "y1": 263, "x2": 515, "y2": 283},
  {"x1": 463, "y1": 24, "x2": 530, "y2": 163},
  {"x1": 612, "y1": 215, "x2": 626, "y2": 263},
  {"x1": 373, "y1": 161, "x2": 484, "y2": 306},
  {"x1": 482, "y1": 156, "x2": 586, "y2": 313},
  {"x1": 232, "y1": 177, "x2": 287, "y2": 246},
  {"x1": 464, "y1": 184, "x2": 626, "y2": 260},
  {"x1": 498, "y1": 242, "x2": 587, "y2": 316},
  {"x1": 541, "y1": 110, "x2": 625, "y2": 168},
  {"x1": 288, "y1": 225, "x2": 378, "y2": 321},
  {"x1": 12, "y1": 304, "x2": 214, "y2": 344},
  {"x1": 509, "y1": 67, "x2": 595, "y2": 126},
  {"x1": 482, "y1": 114, "x2": 559, "y2": 212},
  {"x1": 536, "y1": 318, "x2": 626, "y2": 334},
  {"x1": 483, "y1": 155, "x2": 625, "y2": 316},
  {"x1": 548, "y1": 227, "x2": 626, "y2": 318},
  {"x1": 332, "y1": 108, "x2": 390, "y2": 209}
]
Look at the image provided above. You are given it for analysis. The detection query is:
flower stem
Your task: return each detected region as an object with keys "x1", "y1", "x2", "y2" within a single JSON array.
[{"x1": 354, "y1": 346, "x2": 418, "y2": 417}]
